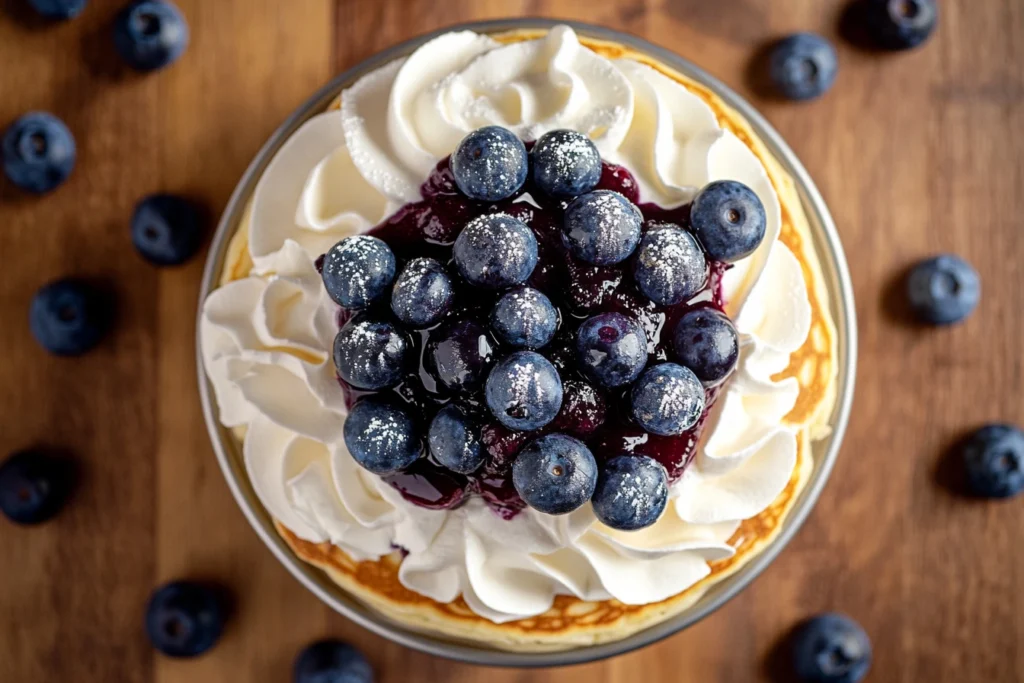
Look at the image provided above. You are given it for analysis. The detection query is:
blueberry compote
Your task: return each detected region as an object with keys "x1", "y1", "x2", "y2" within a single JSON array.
[{"x1": 330, "y1": 152, "x2": 730, "y2": 520}]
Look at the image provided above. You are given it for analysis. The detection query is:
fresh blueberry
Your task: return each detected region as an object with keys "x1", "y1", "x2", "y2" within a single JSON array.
[
  {"x1": 453, "y1": 213, "x2": 538, "y2": 288},
  {"x1": 768, "y1": 33, "x2": 839, "y2": 101},
  {"x1": 333, "y1": 315, "x2": 411, "y2": 390},
  {"x1": 29, "y1": 279, "x2": 112, "y2": 356},
  {"x1": 26, "y1": 0, "x2": 87, "y2": 20},
  {"x1": 906, "y1": 255, "x2": 979, "y2": 325},
  {"x1": 575, "y1": 312, "x2": 647, "y2": 388},
  {"x1": 962, "y1": 424, "x2": 1024, "y2": 499},
  {"x1": 294, "y1": 640, "x2": 373, "y2": 683},
  {"x1": 322, "y1": 235, "x2": 396, "y2": 310},
  {"x1": 690, "y1": 180, "x2": 767, "y2": 263},
  {"x1": 861, "y1": 0, "x2": 938, "y2": 50},
  {"x1": 113, "y1": 0, "x2": 190, "y2": 72},
  {"x1": 490, "y1": 286, "x2": 558, "y2": 349},
  {"x1": 530, "y1": 129, "x2": 602, "y2": 198},
  {"x1": 450, "y1": 126, "x2": 528, "y2": 202},
  {"x1": 791, "y1": 613, "x2": 872, "y2": 683},
  {"x1": 390, "y1": 257, "x2": 452, "y2": 328},
  {"x1": 562, "y1": 190, "x2": 642, "y2": 265},
  {"x1": 512, "y1": 434, "x2": 598, "y2": 515},
  {"x1": 633, "y1": 224, "x2": 708, "y2": 306},
  {"x1": 145, "y1": 582, "x2": 226, "y2": 658},
  {"x1": 2, "y1": 112, "x2": 76, "y2": 194},
  {"x1": 672, "y1": 307, "x2": 739, "y2": 385},
  {"x1": 131, "y1": 194, "x2": 204, "y2": 266},
  {"x1": 425, "y1": 319, "x2": 496, "y2": 394},
  {"x1": 0, "y1": 451, "x2": 74, "y2": 525},
  {"x1": 591, "y1": 454, "x2": 669, "y2": 531},
  {"x1": 428, "y1": 404, "x2": 485, "y2": 474},
  {"x1": 630, "y1": 363, "x2": 705, "y2": 436},
  {"x1": 344, "y1": 398, "x2": 421, "y2": 475},
  {"x1": 485, "y1": 351, "x2": 563, "y2": 431}
]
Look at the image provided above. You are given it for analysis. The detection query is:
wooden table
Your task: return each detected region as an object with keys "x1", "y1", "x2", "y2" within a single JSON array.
[{"x1": 1, "y1": 1, "x2": 1021, "y2": 681}]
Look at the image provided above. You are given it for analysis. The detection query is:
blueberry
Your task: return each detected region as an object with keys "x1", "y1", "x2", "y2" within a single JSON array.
[
  {"x1": 962, "y1": 424, "x2": 1024, "y2": 499},
  {"x1": 906, "y1": 255, "x2": 979, "y2": 325},
  {"x1": 453, "y1": 214, "x2": 538, "y2": 288},
  {"x1": 113, "y1": 0, "x2": 190, "y2": 72},
  {"x1": 322, "y1": 236, "x2": 396, "y2": 310},
  {"x1": 450, "y1": 126, "x2": 528, "y2": 202},
  {"x1": 490, "y1": 287, "x2": 558, "y2": 349},
  {"x1": 390, "y1": 258, "x2": 452, "y2": 328},
  {"x1": 630, "y1": 363, "x2": 705, "y2": 436},
  {"x1": 791, "y1": 613, "x2": 872, "y2": 683},
  {"x1": 512, "y1": 434, "x2": 597, "y2": 515},
  {"x1": 294, "y1": 640, "x2": 373, "y2": 683},
  {"x1": 333, "y1": 315, "x2": 411, "y2": 390},
  {"x1": 344, "y1": 398, "x2": 421, "y2": 475},
  {"x1": 428, "y1": 404, "x2": 485, "y2": 474},
  {"x1": 672, "y1": 307, "x2": 739, "y2": 385},
  {"x1": 145, "y1": 582, "x2": 226, "y2": 658},
  {"x1": 575, "y1": 312, "x2": 647, "y2": 388},
  {"x1": 30, "y1": 279, "x2": 112, "y2": 356},
  {"x1": 425, "y1": 319, "x2": 496, "y2": 394},
  {"x1": 485, "y1": 351, "x2": 563, "y2": 431},
  {"x1": 633, "y1": 224, "x2": 708, "y2": 306},
  {"x1": 131, "y1": 194, "x2": 204, "y2": 266},
  {"x1": 562, "y1": 190, "x2": 642, "y2": 265},
  {"x1": 861, "y1": 0, "x2": 938, "y2": 50},
  {"x1": 530, "y1": 129, "x2": 602, "y2": 198},
  {"x1": 768, "y1": 33, "x2": 839, "y2": 101},
  {"x1": 0, "y1": 451, "x2": 74, "y2": 525},
  {"x1": 690, "y1": 180, "x2": 767, "y2": 263},
  {"x1": 591, "y1": 454, "x2": 669, "y2": 531},
  {"x1": 2, "y1": 112, "x2": 76, "y2": 194},
  {"x1": 26, "y1": 0, "x2": 87, "y2": 20}
]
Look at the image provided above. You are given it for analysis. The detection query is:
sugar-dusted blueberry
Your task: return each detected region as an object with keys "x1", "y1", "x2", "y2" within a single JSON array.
[
  {"x1": 861, "y1": 0, "x2": 937, "y2": 50},
  {"x1": 322, "y1": 235, "x2": 396, "y2": 310},
  {"x1": 344, "y1": 398, "x2": 421, "y2": 475},
  {"x1": 0, "y1": 450, "x2": 75, "y2": 525},
  {"x1": 768, "y1": 33, "x2": 838, "y2": 101},
  {"x1": 2, "y1": 112, "x2": 76, "y2": 194},
  {"x1": 294, "y1": 640, "x2": 373, "y2": 683},
  {"x1": 333, "y1": 315, "x2": 410, "y2": 390},
  {"x1": 672, "y1": 307, "x2": 739, "y2": 385},
  {"x1": 131, "y1": 194, "x2": 204, "y2": 266},
  {"x1": 791, "y1": 613, "x2": 872, "y2": 683},
  {"x1": 962, "y1": 424, "x2": 1024, "y2": 499},
  {"x1": 428, "y1": 404, "x2": 485, "y2": 475},
  {"x1": 512, "y1": 434, "x2": 597, "y2": 515},
  {"x1": 485, "y1": 351, "x2": 563, "y2": 431},
  {"x1": 690, "y1": 180, "x2": 767, "y2": 263},
  {"x1": 390, "y1": 257, "x2": 452, "y2": 328},
  {"x1": 630, "y1": 363, "x2": 704, "y2": 436},
  {"x1": 424, "y1": 319, "x2": 496, "y2": 394},
  {"x1": 453, "y1": 213, "x2": 538, "y2": 289},
  {"x1": 30, "y1": 279, "x2": 112, "y2": 356},
  {"x1": 531, "y1": 129, "x2": 602, "y2": 198},
  {"x1": 145, "y1": 581, "x2": 226, "y2": 658},
  {"x1": 906, "y1": 255, "x2": 979, "y2": 325},
  {"x1": 632, "y1": 223, "x2": 707, "y2": 306},
  {"x1": 27, "y1": 0, "x2": 88, "y2": 19},
  {"x1": 562, "y1": 190, "x2": 643, "y2": 265},
  {"x1": 591, "y1": 454, "x2": 669, "y2": 531},
  {"x1": 450, "y1": 126, "x2": 528, "y2": 202},
  {"x1": 490, "y1": 286, "x2": 558, "y2": 349},
  {"x1": 575, "y1": 312, "x2": 647, "y2": 388},
  {"x1": 113, "y1": 0, "x2": 190, "y2": 72}
]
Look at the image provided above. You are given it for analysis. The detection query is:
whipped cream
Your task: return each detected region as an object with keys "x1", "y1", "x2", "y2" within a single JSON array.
[{"x1": 201, "y1": 25, "x2": 812, "y2": 623}]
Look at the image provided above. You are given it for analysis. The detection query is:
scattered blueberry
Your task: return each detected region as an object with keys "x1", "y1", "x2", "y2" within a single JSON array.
[
  {"x1": 113, "y1": 0, "x2": 190, "y2": 72},
  {"x1": 768, "y1": 33, "x2": 839, "y2": 101},
  {"x1": 450, "y1": 126, "x2": 528, "y2": 202},
  {"x1": 906, "y1": 255, "x2": 979, "y2": 325},
  {"x1": 485, "y1": 351, "x2": 563, "y2": 431},
  {"x1": 425, "y1": 319, "x2": 495, "y2": 394},
  {"x1": 575, "y1": 312, "x2": 647, "y2": 388},
  {"x1": 690, "y1": 180, "x2": 767, "y2": 263},
  {"x1": 672, "y1": 307, "x2": 739, "y2": 385},
  {"x1": 453, "y1": 213, "x2": 538, "y2": 288},
  {"x1": 26, "y1": 0, "x2": 87, "y2": 20},
  {"x1": 333, "y1": 315, "x2": 411, "y2": 390},
  {"x1": 962, "y1": 424, "x2": 1024, "y2": 499},
  {"x1": 321, "y1": 236, "x2": 396, "y2": 310},
  {"x1": 0, "y1": 451, "x2": 74, "y2": 525},
  {"x1": 344, "y1": 398, "x2": 421, "y2": 475},
  {"x1": 591, "y1": 454, "x2": 669, "y2": 531},
  {"x1": 2, "y1": 112, "x2": 76, "y2": 194},
  {"x1": 390, "y1": 257, "x2": 452, "y2": 328},
  {"x1": 861, "y1": 0, "x2": 938, "y2": 50},
  {"x1": 131, "y1": 194, "x2": 204, "y2": 266},
  {"x1": 490, "y1": 286, "x2": 558, "y2": 349},
  {"x1": 633, "y1": 224, "x2": 707, "y2": 306},
  {"x1": 791, "y1": 613, "x2": 872, "y2": 683},
  {"x1": 145, "y1": 581, "x2": 226, "y2": 658},
  {"x1": 562, "y1": 190, "x2": 643, "y2": 265},
  {"x1": 630, "y1": 363, "x2": 705, "y2": 436},
  {"x1": 29, "y1": 279, "x2": 112, "y2": 356},
  {"x1": 512, "y1": 434, "x2": 598, "y2": 515},
  {"x1": 428, "y1": 404, "x2": 485, "y2": 475},
  {"x1": 294, "y1": 640, "x2": 373, "y2": 683},
  {"x1": 530, "y1": 129, "x2": 602, "y2": 198}
]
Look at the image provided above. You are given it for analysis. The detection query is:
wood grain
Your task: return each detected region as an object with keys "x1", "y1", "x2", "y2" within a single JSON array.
[{"x1": 1, "y1": 0, "x2": 1021, "y2": 681}]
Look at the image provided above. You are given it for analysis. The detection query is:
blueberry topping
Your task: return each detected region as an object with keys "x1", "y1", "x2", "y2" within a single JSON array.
[
  {"x1": 453, "y1": 213, "x2": 538, "y2": 288},
  {"x1": 450, "y1": 126, "x2": 528, "y2": 202},
  {"x1": 672, "y1": 308, "x2": 739, "y2": 385},
  {"x1": 333, "y1": 315, "x2": 410, "y2": 390},
  {"x1": 591, "y1": 455, "x2": 669, "y2": 531},
  {"x1": 0, "y1": 451, "x2": 74, "y2": 525},
  {"x1": 485, "y1": 351, "x2": 563, "y2": 431},
  {"x1": 861, "y1": 0, "x2": 938, "y2": 50},
  {"x1": 131, "y1": 194, "x2": 204, "y2": 266},
  {"x1": 512, "y1": 434, "x2": 598, "y2": 515},
  {"x1": 322, "y1": 235, "x2": 396, "y2": 310},
  {"x1": 390, "y1": 257, "x2": 452, "y2": 328},
  {"x1": 26, "y1": 0, "x2": 88, "y2": 19},
  {"x1": 906, "y1": 255, "x2": 979, "y2": 325},
  {"x1": 551, "y1": 380, "x2": 607, "y2": 439},
  {"x1": 428, "y1": 404, "x2": 485, "y2": 474},
  {"x1": 575, "y1": 312, "x2": 647, "y2": 388},
  {"x1": 113, "y1": 0, "x2": 190, "y2": 72},
  {"x1": 145, "y1": 582, "x2": 226, "y2": 658},
  {"x1": 562, "y1": 190, "x2": 643, "y2": 265},
  {"x1": 490, "y1": 286, "x2": 558, "y2": 349},
  {"x1": 2, "y1": 112, "x2": 76, "y2": 194},
  {"x1": 530, "y1": 129, "x2": 602, "y2": 198},
  {"x1": 791, "y1": 613, "x2": 872, "y2": 683},
  {"x1": 962, "y1": 424, "x2": 1024, "y2": 499},
  {"x1": 424, "y1": 319, "x2": 495, "y2": 394},
  {"x1": 344, "y1": 398, "x2": 421, "y2": 475},
  {"x1": 630, "y1": 363, "x2": 704, "y2": 436},
  {"x1": 768, "y1": 33, "x2": 839, "y2": 101},
  {"x1": 294, "y1": 640, "x2": 373, "y2": 683},
  {"x1": 29, "y1": 279, "x2": 112, "y2": 356},
  {"x1": 690, "y1": 180, "x2": 767, "y2": 263},
  {"x1": 632, "y1": 223, "x2": 708, "y2": 306}
]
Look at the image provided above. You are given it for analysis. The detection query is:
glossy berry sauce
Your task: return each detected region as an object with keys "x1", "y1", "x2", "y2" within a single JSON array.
[{"x1": 333, "y1": 154, "x2": 729, "y2": 519}]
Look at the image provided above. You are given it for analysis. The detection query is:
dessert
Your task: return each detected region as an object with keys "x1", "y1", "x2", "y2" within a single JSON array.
[{"x1": 201, "y1": 25, "x2": 838, "y2": 650}]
